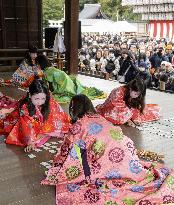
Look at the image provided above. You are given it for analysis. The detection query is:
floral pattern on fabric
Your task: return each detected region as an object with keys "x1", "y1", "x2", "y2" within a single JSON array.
[
  {"x1": 66, "y1": 183, "x2": 80, "y2": 192},
  {"x1": 104, "y1": 201, "x2": 118, "y2": 205},
  {"x1": 105, "y1": 170, "x2": 121, "y2": 179},
  {"x1": 92, "y1": 140, "x2": 105, "y2": 157},
  {"x1": 70, "y1": 122, "x2": 82, "y2": 135},
  {"x1": 109, "y1": 129, "x2": 123, "y2": 141},
  {"x1": 108, "y1": 147, "x2": 125, "y2": 163},
  {"x1": 163, "y1": 195, "x2": 174, "y2": 203},
  {"x1": 122, "y1": 198, "x2": 135, "y2": 205},
  {"x1": 41, "y1": 114, "x2": 174, "y2": 205},
  {"x1": 84, "y1": 189, "x2": 100, "y2": 203},
  {"x1": 65, "y1": 166, "x2": 81, "y2": 180},
  {"x1": 12, "y1": 59, "x2": 43, "y2": 87},
  {"x1": 129, "y1": 160, "x2": 143, "y2": 174},
  {"x1": 138, "y1": 200, "x2": 152, "y2": 205},
  {"x1": 167, "y1": 176, "x2": 174, "y2": 190},
  {"x1": 87, "y1": 122, "x2": 103, "y2": 135}
]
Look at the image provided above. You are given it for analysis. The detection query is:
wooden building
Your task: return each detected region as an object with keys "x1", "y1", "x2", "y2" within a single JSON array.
[
  {"x1": 0, "y1": 0, "x2": 42, "y2": 49},
  {"x1": 122, "y1": 0, "x2": 174, "y2": 39},
  {"x1": 0, "y1": 0, "x2": 79, "y2": 74}
]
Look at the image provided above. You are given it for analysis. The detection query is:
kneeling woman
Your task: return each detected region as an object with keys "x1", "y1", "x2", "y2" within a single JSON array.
[
  {"x1": 4, "y1": 79, "x2": 70, "y2": 152},
  {"x1": 42, "y1": 94, "x2": 174, "y2": 204},
  {"x1": 97, "y1": 77, "x2": 160, "y2": 125}
]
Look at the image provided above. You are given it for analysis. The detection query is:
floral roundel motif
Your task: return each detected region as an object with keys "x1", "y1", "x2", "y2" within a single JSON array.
[
  {"x1": 129, "y1": 160, "x2": 143, "y2": 174},
  {"x1": 108, "y1": 147, "x2": 125, "y2": 163},
  {"x1": 92, "y1": 140, "x2": 105, "y2": 157},
  {"x1": 138, "y1": 200, "x2": 152, "y2": 205},
  {"x1": 65, "y1": 166, "x2": 81, "y2": 180},
  {"x1": 87, "y1": 122, "x2": 103, "y2": 135},
  {"x1": 167, "y1": 176, "x2": 174, "y2": 190},
  {"x1": 109, "y1": 129, "x2": 123, "y2": 141}
]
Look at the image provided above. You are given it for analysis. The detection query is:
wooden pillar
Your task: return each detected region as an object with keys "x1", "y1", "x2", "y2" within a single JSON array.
[{"x1": 64, "y1": 0, "x2": 79, "y2": 75}]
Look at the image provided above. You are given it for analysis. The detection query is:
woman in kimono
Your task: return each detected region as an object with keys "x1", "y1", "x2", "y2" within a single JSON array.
[
  {"x1": 96, "y1": 77, "x2": 160, "y2": 126},
  {"x1": 35, "y1": 54, "x2": 105, "y2": 103},
  {"x1": 0, "y1": 92, "x2": 17, "y2": 134},
  {"x1": 0, "y1": 46, "x2": 43, "y2": 88},
  {"x1": 42, "y1": 94, "x2": 174, "y2": 204},
  {"x1": 4, "y1": 79, "x2": 70, "y2": 152}
]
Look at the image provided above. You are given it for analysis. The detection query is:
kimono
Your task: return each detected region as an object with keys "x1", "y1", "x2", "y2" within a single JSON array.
[
  {"x1": 42, "y1": 114, "x2": 174, "y2": 204},
  {"x1": 5, "y1": 97, "x2": 70, "y2": 147},
  {"x1": 96, "y1": 86, "x2": 160, "y2": 125},
  {"x1": 12, "y1": 59, "x2": 43, "y2": 87},
  {"x1": 0, "y1": 93, "x2": 17, "y2": 134},
  {"x1": 44, "y1": 67, "x2": 105, "y2": 103}
]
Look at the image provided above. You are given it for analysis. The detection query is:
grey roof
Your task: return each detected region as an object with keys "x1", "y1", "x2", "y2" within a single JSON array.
[{"x1": 79, "y1": 4, "x2": 108, "y2": 19}]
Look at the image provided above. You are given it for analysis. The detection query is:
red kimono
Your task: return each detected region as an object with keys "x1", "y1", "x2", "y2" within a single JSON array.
[
  {"x1": 0, "y1": 93, "x2": 17, "y2": 134},
  {"x1": 5, "y1": 97, "x2": 70, "y2": 147},
  {"x1": 97, "y1": 86, "x2": 160, "y2": 125}
]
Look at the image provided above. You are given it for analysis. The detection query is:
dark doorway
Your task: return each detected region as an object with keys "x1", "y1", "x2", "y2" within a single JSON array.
[{"x1": 0, "y1": 0, "x2": 42, "y2": 49}]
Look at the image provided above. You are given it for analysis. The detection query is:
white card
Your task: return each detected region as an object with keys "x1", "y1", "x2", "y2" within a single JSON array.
[
  {"x1": 40, "y1": 162, "x2": 50, "y2": 166},
  {"x1": 34, "y1": 148, "x2": 42, "y2": 152},
  {"x1": 50, "y1": 142, "x2": 58, "y2": 145},
  {"x1": 49, "y1": 150, "x2": 57, "y2": 154},
  {"x1": 28, "y1": 154, "x2": 36, "y2": 159},
  {"x1": 44, "y1": 143, "x2": 51, "y2": 146}
]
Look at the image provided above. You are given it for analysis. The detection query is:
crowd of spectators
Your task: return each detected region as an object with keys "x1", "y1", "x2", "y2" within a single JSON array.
[{"x1": 78, "y1": 33, "x2": 174, "y2": 92}]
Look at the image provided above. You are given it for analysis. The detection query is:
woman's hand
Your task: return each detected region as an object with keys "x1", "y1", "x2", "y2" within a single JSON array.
[{"x1": 24, "y1": 143, "x2": 36, "y2": 152}]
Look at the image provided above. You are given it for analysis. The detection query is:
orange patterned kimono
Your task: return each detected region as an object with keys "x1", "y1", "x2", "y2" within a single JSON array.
[
  {"x1": 97, "y1": 86, "x2": 160, "y2": 125},
  {"x1": 5, "y1": 97, "x2": 70, "y2": 147},
  {"x1": 11, "y1": 59, "x2": 44, "y2": 87}
]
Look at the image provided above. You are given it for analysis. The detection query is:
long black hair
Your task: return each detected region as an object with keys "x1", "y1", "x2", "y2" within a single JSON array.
[
  {"x1": 24, "y1": 46, "x2": 38, "y2": 66},
  {"x1": 124, "y1": 77, "x2": 146, "y2": 113},
  {"x1": 20, "y1": 79, "x2": 50, "y2": 121},
  {"x1": 69, "y1": 94, "x2": 97, "y2": 123},
  {"x1": 35, "y1": 54, "x2": 51, "y2": 70}
]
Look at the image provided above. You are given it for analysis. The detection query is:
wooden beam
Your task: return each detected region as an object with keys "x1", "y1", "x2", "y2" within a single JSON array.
[{"x1": 64, "y1": 0, "x2": 79, "y2": 75}]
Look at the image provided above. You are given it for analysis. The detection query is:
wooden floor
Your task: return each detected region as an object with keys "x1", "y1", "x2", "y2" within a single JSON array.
[
  {"x1": 0, "y1": 136, "x2": 59, "y2": 205},
  {"x1": 0, "y1": 73, "x2": 174, "y2": 205}
]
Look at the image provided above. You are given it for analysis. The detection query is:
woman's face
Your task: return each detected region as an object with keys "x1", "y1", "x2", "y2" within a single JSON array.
[
  {"x1": 96, "y1": 51, "x2": 102, "y2": 58},
  {"x1": 130, "y1": 90, "x2": 140, "y2": 99},
  {"x1": 31, "y1": 93, "x2": 46, "y2": 106},
  {"x1": 30, "y1": 52, "x2": 37, "y2": 60},
  {"x1": 146, "y1": 50, "x2": 151, "y2": 58}
]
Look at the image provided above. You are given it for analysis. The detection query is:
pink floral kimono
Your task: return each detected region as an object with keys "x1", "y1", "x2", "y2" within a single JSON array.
[
  {"x1": 42, "y1": 114, "x2": 174, "y2": 204},
  {"x1": 97, "y1": 86, "x2": 160, "y2": 125}
]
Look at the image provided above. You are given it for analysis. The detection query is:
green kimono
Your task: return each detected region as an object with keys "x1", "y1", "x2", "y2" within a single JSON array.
[{"x1": 44, "y1": 67, "x2": 105, "y2": 103}]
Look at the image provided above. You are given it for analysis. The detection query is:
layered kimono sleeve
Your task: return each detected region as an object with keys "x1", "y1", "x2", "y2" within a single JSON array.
[{"x1": 6, "y1": 105, "x2": 40, "y2": 146}]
